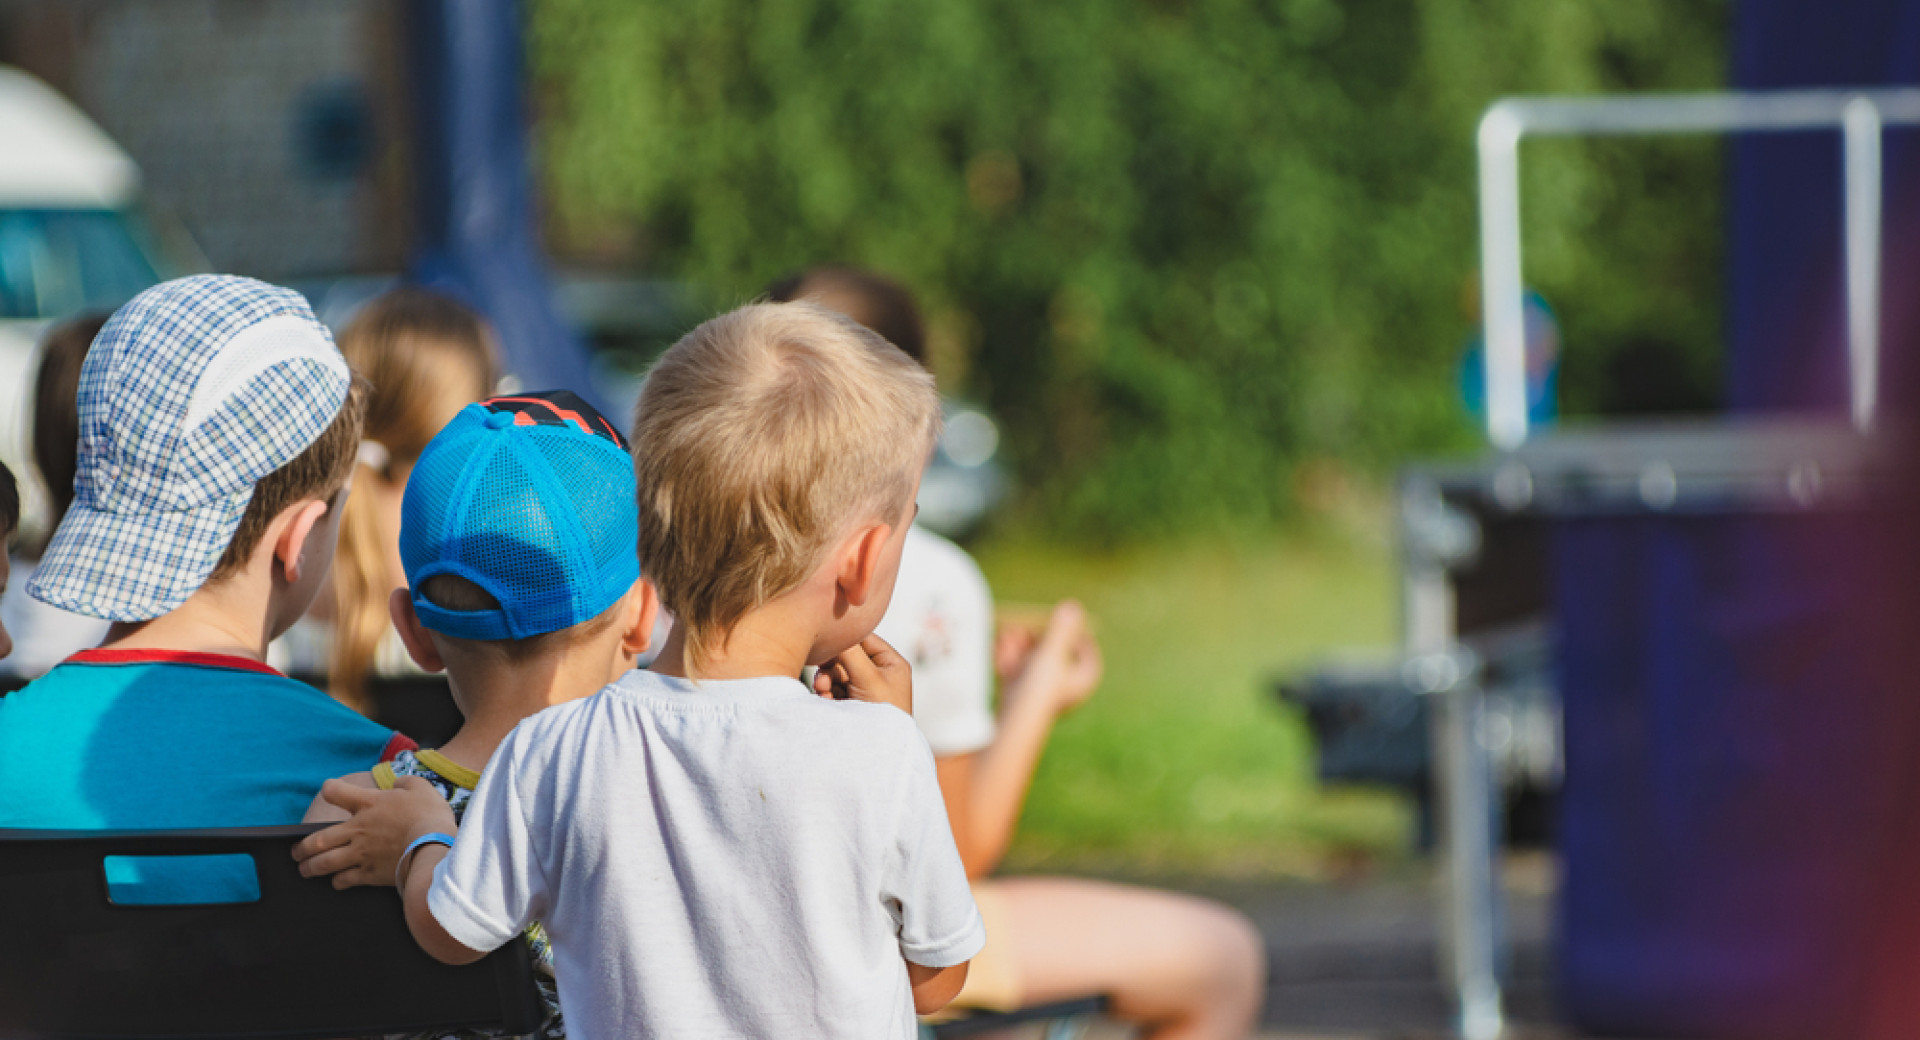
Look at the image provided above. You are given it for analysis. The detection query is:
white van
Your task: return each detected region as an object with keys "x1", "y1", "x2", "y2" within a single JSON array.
[{"x1": 0, "y1": 65, "x2": 191, "y2": 542}]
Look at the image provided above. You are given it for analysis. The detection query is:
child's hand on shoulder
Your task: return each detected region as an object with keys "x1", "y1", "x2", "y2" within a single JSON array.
[
  {"x1": 292, "y1": 776, "x2": 458, "y2": 890},
  {"x1": 813, "y1": 634, "x2": 913, "y2": 716}
]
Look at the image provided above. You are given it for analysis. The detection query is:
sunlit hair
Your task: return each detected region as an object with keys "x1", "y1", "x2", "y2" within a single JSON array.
[
  {"x1": 632, "y1": 301, "x2": 940, "y2": 674},
  {"x1": 328, "y1": 288, "x2": 500, "y2": 711}
]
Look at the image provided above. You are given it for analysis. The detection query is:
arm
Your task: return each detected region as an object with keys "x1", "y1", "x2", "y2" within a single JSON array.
[
  {"x1": 909, "y1": 961, "x2": 970, "y2": 1014},
  {"x1": 397, "y1": 843, "x2": 486, "y2": 966},
  {"x1": 940, "y1": 601, "x2": 1102, "y2": 878},
  {"x1": 300, "y1": 771, "x2": 377, "y2": 824}
]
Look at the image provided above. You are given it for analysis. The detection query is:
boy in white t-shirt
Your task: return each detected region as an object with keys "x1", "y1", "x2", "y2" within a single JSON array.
[{"x1": 322, "y1": 302, "x2": 981, "y2": 1039}]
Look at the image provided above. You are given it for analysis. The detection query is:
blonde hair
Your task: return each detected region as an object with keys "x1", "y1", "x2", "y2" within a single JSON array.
[
  {"x1": 633, "y1": 301, "x2": 940, "y2": 673},
  {"x1": 329, "y1": 289, "x2": 499, "y2": 711}
]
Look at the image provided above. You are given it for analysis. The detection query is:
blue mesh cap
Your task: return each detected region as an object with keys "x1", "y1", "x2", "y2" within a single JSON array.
[{"x1": 400, "y1": 390, "x2": 639, "y2": 641}]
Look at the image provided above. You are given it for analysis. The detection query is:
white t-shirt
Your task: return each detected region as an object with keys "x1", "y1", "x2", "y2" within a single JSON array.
[
  {"x1": 877, "y1": 526, "x2": 997, "y2": 756},
  {"x1": 0, "y1": 555, "x2": 110, "y2": 678},
  {"x1": 427, "y1": 668, "x2": 985, "y2": 1040}
]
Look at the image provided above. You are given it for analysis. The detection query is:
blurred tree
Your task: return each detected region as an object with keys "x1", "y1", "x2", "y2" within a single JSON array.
[{"x1": 529, "y1": 0, "x2": 1727, "y2": 539}]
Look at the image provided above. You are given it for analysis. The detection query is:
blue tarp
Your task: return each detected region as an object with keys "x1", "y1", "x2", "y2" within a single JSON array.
[{"x1": 1554, "y1": 4, "x2": 1920, "y2": 1036}]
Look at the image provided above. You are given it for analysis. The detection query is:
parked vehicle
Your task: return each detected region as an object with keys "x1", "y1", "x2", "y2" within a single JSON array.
[{"x1": 0, "y1": 66, "x2": 197, "y2": 541}]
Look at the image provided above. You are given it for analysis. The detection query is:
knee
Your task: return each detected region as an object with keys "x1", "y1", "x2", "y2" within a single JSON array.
[
  {"x1": 1210, "y1": 906, "x2": 1267, "y2": 1012},
  {"x1": 1167, "y1": 898, "x2": 1264, "y2": 1023}
]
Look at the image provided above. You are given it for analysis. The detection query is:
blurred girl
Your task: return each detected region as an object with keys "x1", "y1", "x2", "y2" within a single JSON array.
[{"x1": 288, "y1": 288, "x2": 499, "y2": 710}]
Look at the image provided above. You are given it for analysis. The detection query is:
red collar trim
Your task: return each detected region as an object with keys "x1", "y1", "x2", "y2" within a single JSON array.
[
  {"x1": 381, "y1": 732, "x2": 419, "y2": 762},
  {"x1": 65, "y1": 647, "x2": 285, "y2": 678}
]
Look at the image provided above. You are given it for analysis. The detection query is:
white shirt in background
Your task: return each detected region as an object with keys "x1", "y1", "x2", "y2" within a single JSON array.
[
  {"x1": 428, "y1": 668, "x2": 985, "y2": 1040},
  {"x1": 878, "y1": 525, "x2": 998, "y2": 756},
  {"x1": 1, "y1": 555, "x2": 110, "y2": 678}
]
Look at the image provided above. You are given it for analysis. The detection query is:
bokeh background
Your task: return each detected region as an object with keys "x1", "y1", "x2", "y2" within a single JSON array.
[{"x1": 0, "y1": 0, "x2": 1734, "y2": 879}]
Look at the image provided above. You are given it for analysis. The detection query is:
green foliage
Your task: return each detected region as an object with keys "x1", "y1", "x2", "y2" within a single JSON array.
[{"x1": 530, "y1": 0, "x2": 1728, "y2": 539}]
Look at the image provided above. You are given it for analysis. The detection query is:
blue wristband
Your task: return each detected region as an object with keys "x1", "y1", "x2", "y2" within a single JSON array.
[{"x1": 395, "y1": 831, "x2": 457, "y2": 893}]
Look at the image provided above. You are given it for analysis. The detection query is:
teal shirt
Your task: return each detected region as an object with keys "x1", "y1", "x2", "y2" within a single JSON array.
[{"x1": 0, "y1": 649, "x2": 412, "y2": 901}]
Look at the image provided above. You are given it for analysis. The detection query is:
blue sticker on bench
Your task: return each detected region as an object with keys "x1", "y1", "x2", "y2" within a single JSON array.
[{"x1": 103, "y1": 854, "x2": 261, "y2": 906}]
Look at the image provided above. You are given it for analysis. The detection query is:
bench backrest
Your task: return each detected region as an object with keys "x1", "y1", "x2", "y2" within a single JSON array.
[{"x1": 0, "y1": 824, "x2": 541, "y2": 1039}]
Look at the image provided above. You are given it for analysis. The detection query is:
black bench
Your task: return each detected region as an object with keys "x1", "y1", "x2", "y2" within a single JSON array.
[{"x1": 0, "y1": 824, "x2": 541, "y2": 1039}]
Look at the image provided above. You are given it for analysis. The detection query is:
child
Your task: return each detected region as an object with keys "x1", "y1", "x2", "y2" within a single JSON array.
[
  {"x1": 0, "y1": 275, "x2": 414, "y2": 901},
  {"x1": 298, "y1": 389, "x2": 657, "y2": 1040},
  {"x1": 310, "y1": 301, "x2": 982, "y2": 1039},
  {"x1": 0, "y1": 461, "x2": 18, "y2": 663}
]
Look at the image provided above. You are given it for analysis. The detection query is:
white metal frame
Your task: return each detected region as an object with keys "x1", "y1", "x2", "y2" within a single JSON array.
[
  {"x1": 1447, "y1": 89, "x2": 1920, "y2": 1040},
  {"x1": 1478, "y1": 89, "x2": 1920, "y2": 450}
]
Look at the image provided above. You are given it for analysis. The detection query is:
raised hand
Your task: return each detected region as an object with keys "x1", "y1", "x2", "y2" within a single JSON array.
[
  {"x1": 996, "y1": 599, "x2": 1103, "y2": 718},
  {"x1": 812, "y1": 634, "x2": 914, "y2": 715},
  {"x1": 291, "y1": 776, "x2": 458, "y2": 890}
]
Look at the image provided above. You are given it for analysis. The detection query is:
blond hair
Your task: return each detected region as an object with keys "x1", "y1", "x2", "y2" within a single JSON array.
[
  {"x1": 632, "y1": 301, "x2": 940, "y2": 673},
  {"x1": 329, "y1": 289, "x2": 499, "y2": 710}
]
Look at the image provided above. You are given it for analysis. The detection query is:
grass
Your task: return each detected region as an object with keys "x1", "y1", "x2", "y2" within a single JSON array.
[{"x1": 971, "y1": 513, "x2": 1413, "y2": 880}]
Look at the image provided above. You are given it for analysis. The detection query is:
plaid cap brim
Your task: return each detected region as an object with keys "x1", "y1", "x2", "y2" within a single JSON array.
[{"x1": 27, "y1": 486, "x2": 255, "y2": 621}]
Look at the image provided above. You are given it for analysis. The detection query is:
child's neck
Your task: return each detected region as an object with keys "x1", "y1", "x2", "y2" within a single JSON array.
[
  {"x1": 102, "y1": 575, "x2": 281, "y2": 663},
  {"x1": 434, "y1": 649, "x2": 616, "y2": 772},
  {"x1": 649, "y1": 604, "x2": 817, "y2": 682}
]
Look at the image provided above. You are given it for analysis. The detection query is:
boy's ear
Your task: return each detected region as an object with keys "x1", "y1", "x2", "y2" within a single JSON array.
[
  {"x1": 618, "y1": 578, "x2": 662, "y2": 657},
  {"x1": 388, "y1": 587, "x2": 447, "y2": 673},
  {"x1": 836, "y1": 522, "x2": 894, "y2": 608},
  {"x1": 272, "y1": 498, "x2": 334, "y2": 586}
]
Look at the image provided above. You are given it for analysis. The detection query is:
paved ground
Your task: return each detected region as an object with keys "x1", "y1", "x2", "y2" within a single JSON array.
[{"x1": 1050, "y1": 854, "x2": 1567, "y2": 1040}]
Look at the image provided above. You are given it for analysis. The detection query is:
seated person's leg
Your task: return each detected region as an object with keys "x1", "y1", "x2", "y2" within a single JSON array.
[{"x1": 983, "y1": 876, "x2": 1266, "y2": 1040}]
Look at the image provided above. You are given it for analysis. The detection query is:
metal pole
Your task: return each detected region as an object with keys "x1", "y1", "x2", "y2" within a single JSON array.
[
  {"x1": 1478, "y1": 108, "x2": 1528, "y2": 452},
  {"x1": 1842, "y1": 96, "x2": 1882, "y2": 432},
  {"x1": 1403, "y1": 482, "x2": 1503, "y2": 1039},
  {"x1": 1439, "y1": 677, "x2": 1502, "y2": 1040}
]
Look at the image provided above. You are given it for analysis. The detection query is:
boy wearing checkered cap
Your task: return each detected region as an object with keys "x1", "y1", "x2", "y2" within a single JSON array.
[{"x1": 0, "y1": 275, "x2": 416, "y2": 902}]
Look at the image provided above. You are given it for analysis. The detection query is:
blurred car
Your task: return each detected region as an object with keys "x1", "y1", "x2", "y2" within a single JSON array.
[
  {"x1": 0, "y1": 65, "x2": 198, "y2": 542},
  {"x1": 296, "y1": 271, "x2": 1010, "y2": 539}
]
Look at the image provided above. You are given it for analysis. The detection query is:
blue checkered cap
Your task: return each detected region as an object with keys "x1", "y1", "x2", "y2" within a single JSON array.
[{"x1": 28, "y1": 275, "x2": 352, "y2": 621}]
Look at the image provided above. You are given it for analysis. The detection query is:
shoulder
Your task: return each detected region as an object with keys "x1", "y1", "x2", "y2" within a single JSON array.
[
  {"x1": 790, "y1": 697, "x2": 932, "y2": 771},
  {"x1": 487, "y1": 689, "x2": 612, "y2": 758},
  {"x1": 880, "y1": 528, "x2": 992, "y2": 652},
  {"x1": 902, "y1": 526, "x2": 990, "y2": 594}
]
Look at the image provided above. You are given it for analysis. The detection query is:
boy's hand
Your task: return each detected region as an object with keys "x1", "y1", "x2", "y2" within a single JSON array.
[
  {"x1": 813, "y1": 634, "x2": 913, "y2": 715},
  {"x1": 292, "y1": 776, "x2": 458, "y2": 890}
]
